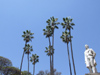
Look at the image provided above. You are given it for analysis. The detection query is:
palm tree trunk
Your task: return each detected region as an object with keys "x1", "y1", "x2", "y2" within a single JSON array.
[
  {"x1": 28, "y1": 53, "x2": 29, "y2": 75},
  {"x1": 20, "y1": 51, "x2": 25, "y2": 75},
  {"x1": 20, "y1": 42, "x2": 27, "y2": 75},
  {"x1": 33, "y1": 64, "x2": 35, "y2": 75},
  {"x1": 48, "y1": 37, "x2": 52, "y2": 75},
  {"x1": 52, "y1": 33, "x2": 54, "y2": 75},
  {"x1": 50, "y1": 54, "x2": 52, "y2": 75},
  {"x1": 70, "y1": 41, "x2": 76, "y2": 75},
  {"x1": 67, "y1": 43, "x2": 72, "y2": 75},
  {"x1": 69, "y1": 30, "x2": 76, "y2": 75}
]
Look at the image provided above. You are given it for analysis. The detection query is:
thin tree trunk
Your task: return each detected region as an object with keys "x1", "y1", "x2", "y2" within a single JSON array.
[
  {"x1": 70, "y1": 41, "x2": 76, "y2": 75},
  {"x1": 20, "y1": 42, "x2": 27, "y2": 75},
  {"x1": 28, "y1": 53, "x2": 29, "y2": 75},
  {"x1": 33, "y1": 64, "x2": 35, "y2": 75},
  {"x1": 67, "y1": 43, "x2": 72, "y2": 75},
  {"x1": 50, "y1": 54, "x2": 52, "y2": 75},
  {"x1": 69, "y1": 30, "x2": 76, "y2": 75},
  {"x1": 52, "y1": 33, "x2": 54, "y2": 75},
  {"x1": 20, "y1": 51, "x2": 25, "y2": 75},
  {"x1": 49, "y1": 37, "x2": 52, "y2": 75}
]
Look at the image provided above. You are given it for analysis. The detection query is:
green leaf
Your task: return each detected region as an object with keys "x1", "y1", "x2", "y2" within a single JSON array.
[
  {"x1": 46, "y1": 26, "x2": 48, "y2": 28},
  {"x1": 45, "y1": 50, "x2": 48, "y2": 52},
  {"x1": 71, "y1": 36, "x2": 73, "y2": 38},
  {"x1": 30, "y1": 33, "x2": 34, "y2": 35},
  {"x1": 48, "y1": 19, "x2": 50, "y2": 22},
  {"x1": 26, "y1": 30, "x2": 28, "y2": 33},
  {"x1": 37, "y1": 56, "x2": 39, "y2": 58},
  {"x1": 22, "y1": 35, "x2": 25, "y2": 37},
  {"x1": 71, "y1": 27, "x2": 73, "y2": 29},
  {"x1": 70, "y1": 19, "x2": 73, "y2": 22},
  {"x1": 60, "y1": 36, "x2": 63, "y2": 38},
  {"x1": 66, "y1": 17, "x2": 68, "y2": 20},
  {"x1": 30, "y1": 59, "x2": 32, "y2": 62},
  {"x1": 55, "y1": 26, "x2": 59, "y2": 29},
  {"x1": 63, "y1": 26, "x2": 65, "y2": 28},
  {"x1": 23, "y1": 31, "x2": 25, "y2": 34},
  {"x1": 45, "y1": 47, "x2": 48, "y2": 50},
  {"x1": 63, "y1": 18, "x2": 65, "y2": 21},
  {"x1": 61, "y1": 23, "x2": 65, "y2": 25},
  {"x1": 43, "y1": 29, "x2": 45, "y2": 31},
  {"x1": 31, "y1": 36, "x2": 34, "y2": 38},
  {"x1": 31, "y1": 49, "x2": 33, "y2": 51},
  {"x1": 48, "y1": 26, "x2": 51, "y2": 28},
  {"x1": 46, "y1": 21, "x2": 49, "y2": 23},
  {"x1": 71, "y1": 23, "x2": 75, "y2": 25}
]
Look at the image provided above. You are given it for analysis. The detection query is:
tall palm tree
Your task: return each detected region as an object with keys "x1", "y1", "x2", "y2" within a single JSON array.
[
  {"x1": 30, "y1": 54, "x2": 39, "y2": 75},
  {"x1": 60, "y1": 30, "x2": 72, "y2": 75},
  {"x1": 24, "y1": 44, "x2": 33, "y2": 75},
  {"x1": 20, "y1": 30, "x2": 34, "y2": 75},
  {"x1": 61, "y1": 17, "x2": 76, "y2": 75},
  {"x1": 43, "y1": 16, "x2": 60, "y2": 75}
]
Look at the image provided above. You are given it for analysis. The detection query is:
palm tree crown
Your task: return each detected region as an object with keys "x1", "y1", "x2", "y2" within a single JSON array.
[
  {"x1": 22, "y1": 30, "x2": 34, "y2": 42},
  {"x1": 23, "y1": 44, "x2": 33, "y2": 54},
  {"x1": 43, "y1": 16, "x2": 60, "y2": 38},
  {"x1": 61, "y1": 17, "x2": 75, "y2": 30},
  {"x1": 60, "y1": 30, "x2": 73, "y2": 43},
  {"x1": 30, "y1": 54, "x2": 39, "y2": 65},
  {"x1": 45, "y1": 46, "x2": 55, "y2": 56}
]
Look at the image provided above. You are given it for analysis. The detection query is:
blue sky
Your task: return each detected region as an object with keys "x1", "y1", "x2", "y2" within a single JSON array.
[{"x1": 0, "y1": 0, "x2": 100, "y2": 75}]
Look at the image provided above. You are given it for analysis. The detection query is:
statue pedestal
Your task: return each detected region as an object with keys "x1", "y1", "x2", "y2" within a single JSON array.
[{"x1": 85, "y1": 73, "x2": 100, "y2": 75}]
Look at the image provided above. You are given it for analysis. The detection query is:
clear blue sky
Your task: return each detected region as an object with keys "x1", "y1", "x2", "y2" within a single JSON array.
[{"x1": 0, "y1": 0, "x2": 100, "y2": 75}]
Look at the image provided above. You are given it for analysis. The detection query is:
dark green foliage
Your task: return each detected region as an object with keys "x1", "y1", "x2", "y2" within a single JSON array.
[
  {"x1": 60, "y1": 31, "x2": 73, "y2": 43},
  {"x1": 45, "y1": 46, "x2": 55, "y2": 56},
  {"x1": 0, "y1": 56, "x2": 12, "y2": 74},
  {"x1": 60, "y1": 17, "x2": 75, "y2": 43},
  {"x1": 22, "y1": 30, "x2": 34, "y2": 42},
  {"x1": 21, "y1": 71, "x2": 32, "y2": 75},
  {"x1": 2, "y1": 66, "x2": 20, "y2": 75},
  {"x1": 43, "y1": 16, "x2": 60, "y2": 38},
  {"x1": 37, "y1": 69, "x2": 61, "y2": 75},
  {"x1": 24, "y1": 44, "x2": 33, "y2": 54},
  {"x1": 30, "y1": 54, "x2": 39, "y2": 65},
  {"x1": 61, "y1": 17, "x2": 75, "y2": 30},
  {"x1": 0, "y1": 56, "x2": 12, "y2": 67}
]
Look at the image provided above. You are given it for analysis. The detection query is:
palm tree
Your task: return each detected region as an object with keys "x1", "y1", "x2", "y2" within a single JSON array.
[
  {"x1": 60, "y1": 30, "x2": 72, "y2": 75},
  {"x1": 43, "y1": 16, "x2": 60, "y2": 75},
  {"x1": 20, "y1": 30, "x2": 34, "y2": 75},
  {"x1": 24, "y1": 44, "x2": 33, "y2": 75},
  {"x1": 61, "y1": 17, "x2": 76, "y2": 75},
  {"x1": 30, "y1": 54, "x2": 39, "y2": 75},
  {"x1": 22, "y1": 30, "x2": 34, "y2": 42}
]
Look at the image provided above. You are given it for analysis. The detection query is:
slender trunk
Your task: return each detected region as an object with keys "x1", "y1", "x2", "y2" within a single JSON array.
[
  {"x1": 50, "y1": 54, "x2": 52, "y2": 75},
  {"x1": 28, "y1": 53, "x2": 29, "y2": 75},
  {"x1": 69, "y1": 30, "x2": 76, "y2": 75},
  {"x1": 52, "y1": 33, "x2": 54, "y2": 75},
  {"x1": 33, "y1": 64, "x2": 35, "y2": 75},
  {"x1": 70, "y1": 41, "x2": 76, "y2": 75},
  {"x1": 20, "y1": 51, "x2": 25, "y2": 75},
  {"x1": 20, "y1": 42, "x2": 27, "y2": 75},
  {"x1": 48, "y1": 37, "x2": 52, "y2": 75},
  {"x1": 67, "y1": 43, "x2": 72, "y2": 75}
]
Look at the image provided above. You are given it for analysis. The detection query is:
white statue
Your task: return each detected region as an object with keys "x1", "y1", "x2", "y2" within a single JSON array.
[{"x1": 84, "y1": 44, "x2": 97, "y2": 73}]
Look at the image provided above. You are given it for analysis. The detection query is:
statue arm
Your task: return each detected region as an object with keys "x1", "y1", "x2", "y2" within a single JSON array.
[
  {"x1": 91, "y1": 49, "x2": 96, "y2": 57},
  {"x1": 84, "y1": 52, "x2": 88, "y2": 63}
]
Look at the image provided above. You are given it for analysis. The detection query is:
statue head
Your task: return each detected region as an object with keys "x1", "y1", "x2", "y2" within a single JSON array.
[{"x1": 85, "y1": 44, "x2": 89, "y2": 49}]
